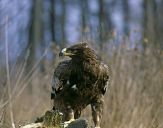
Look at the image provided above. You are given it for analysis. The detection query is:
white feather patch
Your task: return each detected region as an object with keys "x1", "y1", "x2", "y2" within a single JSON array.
[{"x1": 71, "y1": 84, "x2": 77, "y2": 90}]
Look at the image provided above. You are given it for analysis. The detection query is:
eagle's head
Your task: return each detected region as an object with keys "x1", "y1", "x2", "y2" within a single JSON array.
[{"x1": 59, "y1": 42, "x2": 98, "y2": 61}]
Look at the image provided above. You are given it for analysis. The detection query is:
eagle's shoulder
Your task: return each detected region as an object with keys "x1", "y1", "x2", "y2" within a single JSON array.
[{"x1": 99, "y1": 63, "x2": 110, "y2": 75}]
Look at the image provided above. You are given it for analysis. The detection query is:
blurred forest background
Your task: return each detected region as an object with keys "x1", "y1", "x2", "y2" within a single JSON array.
[{"x1": 0, "y1": 0, "x2": 163, "y2": 128}]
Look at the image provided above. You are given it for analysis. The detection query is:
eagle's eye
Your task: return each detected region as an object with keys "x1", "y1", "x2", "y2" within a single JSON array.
[{"x1": 69, "y1": 48, "x2": 77, "y2": 53}]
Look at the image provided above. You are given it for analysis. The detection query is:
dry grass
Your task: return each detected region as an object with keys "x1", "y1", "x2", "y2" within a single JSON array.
[
  {"x1": 102, "y1": 46, "x2": 163, "y2": 128},
  {"x1": 0, "y1": 44, "x2": 163, "y2": 128}
]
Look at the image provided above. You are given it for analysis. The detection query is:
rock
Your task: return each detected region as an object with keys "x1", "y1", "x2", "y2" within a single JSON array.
[{"x1": 20, "y1": 110, "x2": 89, "y2": 128}]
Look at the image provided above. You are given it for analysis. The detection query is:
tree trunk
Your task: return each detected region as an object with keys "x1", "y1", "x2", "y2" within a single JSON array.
[
  {"x1": 61, "y1": 0, "x2": 66, "y2": 47},
  {"x1": 26, "y1": 0, "x2": 44, "y2": 91},
  {"x1": 143, "y1": 0, "x2": 158, "y2": 49},
  {"x1": 123, "y1": 0, "x2": 129, "y2": 35},
  {"x1": 80, "y1": 0, "x2": 89, "y2": 41},
  {"x1": 50, "y1": 0, "x2": 56, "y2": 43},
  {"x1": 98, "y1": 0, "x2": 105, "y2": 50}
]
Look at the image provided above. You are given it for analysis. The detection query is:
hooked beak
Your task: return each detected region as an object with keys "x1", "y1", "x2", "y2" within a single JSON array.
[{"x1": 59, "y1": 48, "x2": 75, "y2": 57}]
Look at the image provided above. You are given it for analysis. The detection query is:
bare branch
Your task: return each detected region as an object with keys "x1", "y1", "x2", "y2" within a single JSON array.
[{"x1": 5, "y1": 16, "x2": 16, "y2": 128}]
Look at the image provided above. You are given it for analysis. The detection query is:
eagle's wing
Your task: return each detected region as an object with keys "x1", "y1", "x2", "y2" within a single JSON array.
[
  {"x1": 98, "y1": 62, "x2": 111, "y2": 95},
  {"x1": 90, "y1": 63, "x2": 111, "y2": 127},
  {"x1": 51, "y1": 60, "x2": 72, "y2": 99}
]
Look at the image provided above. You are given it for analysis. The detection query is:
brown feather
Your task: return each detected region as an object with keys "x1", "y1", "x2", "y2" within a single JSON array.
[{"x1": 51, "y1": 43, "x2": 111, "y2": 127}]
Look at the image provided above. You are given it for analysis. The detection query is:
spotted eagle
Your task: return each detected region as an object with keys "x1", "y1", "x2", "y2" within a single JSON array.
[{"x1": 51, "y1": 43, "x2": 111, "y2": 128}]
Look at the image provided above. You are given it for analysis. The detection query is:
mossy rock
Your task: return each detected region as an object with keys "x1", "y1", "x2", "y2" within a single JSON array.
[
  {"x1": 34, "y1": 110, "x2": 88, "y2": 128},
  {"x1": 43, "y1": 110, "x2": 63, "y2": 128}
]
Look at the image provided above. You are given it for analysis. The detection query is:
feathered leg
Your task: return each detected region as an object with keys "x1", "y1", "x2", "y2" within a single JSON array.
[
  {"x1": 91, "y1": 96, "x2": 104, "y2": 128},
  {"x1": 64, "y1": 106, "x2": 74, "y2": 121},
  {"x1": 53, "y1": 97, "x2": 74, "y2": 121},
  {"x1": 74, "y1": 109, "x2": 81, "y2": 119}
]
